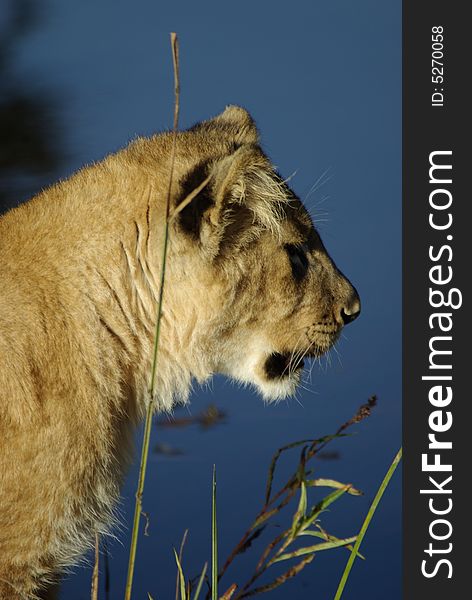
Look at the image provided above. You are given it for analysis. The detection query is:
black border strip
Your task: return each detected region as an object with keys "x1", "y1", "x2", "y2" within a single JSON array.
[{"x1": 403, "y1": 3, "x2": 469, "y2": 598}]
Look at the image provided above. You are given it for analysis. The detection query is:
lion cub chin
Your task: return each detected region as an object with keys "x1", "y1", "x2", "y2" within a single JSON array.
[{"x1": 0, "y1": 105, "x2": 360, "y2": 598}]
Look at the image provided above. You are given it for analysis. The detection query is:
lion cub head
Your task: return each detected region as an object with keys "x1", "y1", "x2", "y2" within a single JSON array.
[{"x1": 146, "y1": 106, "x2": 360, "y2": 402}]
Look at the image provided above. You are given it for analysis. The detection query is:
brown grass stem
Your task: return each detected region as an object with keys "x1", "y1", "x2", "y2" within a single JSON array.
[
  {"x1": 91, "y1": 532, "x2": 99, "y2": 600},
  {"x1": 219, "y1": 398, "x2": 376, "y2": 584},
  {"x1": 124, "y1": 32, "x2": 180, "y2": 600}
]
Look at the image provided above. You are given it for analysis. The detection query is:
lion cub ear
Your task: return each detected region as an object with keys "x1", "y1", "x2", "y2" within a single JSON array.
[
  {"x1": 176, "y1": 145, "x2": 261, "y2": 255},
  {"x1": 190, "y1": 105, "x2": 259, "y2": 145}
]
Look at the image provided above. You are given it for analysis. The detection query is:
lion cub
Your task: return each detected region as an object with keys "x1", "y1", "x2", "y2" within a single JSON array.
[{"x1": 0, "y1": 106, "x2": 360, "y2": 598}]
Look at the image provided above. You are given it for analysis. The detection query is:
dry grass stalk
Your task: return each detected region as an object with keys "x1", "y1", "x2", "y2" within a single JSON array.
[
  {"x1": 91, "y1": 532, "x2": 99, "y2": 600},
  {"x1": 124, "y1": 32, "x2": 180, "y2": 600}
]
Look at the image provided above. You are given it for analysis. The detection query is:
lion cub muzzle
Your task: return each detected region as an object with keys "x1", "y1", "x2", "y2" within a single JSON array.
[{"x1": 261, "y1": 271, "x2": 361, "y2": 391}]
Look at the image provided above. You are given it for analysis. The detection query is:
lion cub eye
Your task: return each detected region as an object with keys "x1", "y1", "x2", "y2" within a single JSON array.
[{"x1": 285, "y1": 244, "x2": 309, "y2": 281}]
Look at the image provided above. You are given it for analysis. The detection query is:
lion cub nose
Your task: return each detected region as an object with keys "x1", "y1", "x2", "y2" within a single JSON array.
[{"x1": 339, "y1": 292, "x2": 361, "y2": 326}]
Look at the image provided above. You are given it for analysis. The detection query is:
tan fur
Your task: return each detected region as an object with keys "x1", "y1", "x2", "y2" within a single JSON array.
[{"x1": 0, "y1": 106, "x2": 360, "y2": 598}]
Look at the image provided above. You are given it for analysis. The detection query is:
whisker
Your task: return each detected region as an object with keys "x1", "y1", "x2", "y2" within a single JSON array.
[
  {"x1": 313, "y1": 194, "x2": 331, "y2": 208},
  {"x1": 298, "y1": 378, "x2": 318, "y2": 396},
  {"x1": 292, "y1": 391, "x2": 305, "y2": 407},
  {"x1": 325, "y1": 349, "x2": 332, "y2": 370},
  {"x1": 297, "y1": 385, "x2": 315, "y2": 397},
  {"x1": 304, "y1": 167, "x2": 333, "y2": 202},
  {"x1": 280, "y1": 170, "x2": 298, "y2": 185},
  {"x1": 332, "y1": 343, "x2": 343, "y2": 367},
  {"x1": 290, "y1": 338, "x2": 319, "y2": 384},
  {"x1": 308, "y1": 354, "x2": 318, "y2": 380},
  {"x1": 280, "y1": 331, "x2": 306, "y2": 378}
]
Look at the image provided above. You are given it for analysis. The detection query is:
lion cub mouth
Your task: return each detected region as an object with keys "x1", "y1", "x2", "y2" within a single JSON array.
[{"x1": 264, "y1": 352, "x2": 305, "y2": 380}]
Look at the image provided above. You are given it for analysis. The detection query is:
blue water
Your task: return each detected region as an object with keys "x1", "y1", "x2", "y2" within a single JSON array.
[{"x1": 0, "y1": 1, "x2": 401, "y2": 598}]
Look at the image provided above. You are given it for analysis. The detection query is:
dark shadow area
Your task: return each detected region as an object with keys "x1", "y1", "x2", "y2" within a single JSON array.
[{"x1": 0, "y1": 0, "x2": 62, "y2": 214}]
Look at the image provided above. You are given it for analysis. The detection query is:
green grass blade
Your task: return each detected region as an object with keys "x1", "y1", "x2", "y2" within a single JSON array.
[
  {"x1": 309, "y1": 486, "x2": 350, "y2": 515},
  {"x1": 290, "y1": 481, "x2": 307, "y2": 536},
  {"x1": 272, "y1": 536, "x2": 358, "y2": 563},
  {"x1": 298, "y1": 530, "x2": 365, "y2": 560},
  {"x1": 173, "y1": 549, "x2": 187, "y2": 600},
  {"x1": 192, "y1": 562, "x2": 208, "y2": 600},
  {"x1": 300, "y1": 486, "x2": 351, "y2": 534},
  {"x1": 297, "y1": 480, "x2": 307, "y2": 517},
  {"x1": 306, "y1": 478, "x2": 363, "y2": 496},
  {"x1": 212, "y1": 465, "x2": 218, "y2": 600},
  {"x1": 333, "y1": 447, "x2": 402, "y2": 600}
]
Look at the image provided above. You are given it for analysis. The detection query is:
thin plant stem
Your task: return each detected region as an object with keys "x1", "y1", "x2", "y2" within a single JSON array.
[
  {"x1": 212, "y1": 465, "x2": 218, "y2": 600},
  {"x1": 333, "y1": 446, "x2": 402, "y2": 600},
  {"x1": 91, "y1": 532, "x2": 99, "y2": 600},
  {"x1": 124, "y1": 392, "x2": 155, "y2": 600},
  {"x1": 124, "y1": 32, "x2": 180, "y2": 600}
]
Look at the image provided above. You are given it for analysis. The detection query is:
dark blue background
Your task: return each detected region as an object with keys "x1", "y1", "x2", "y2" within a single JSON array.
[{"x1": 0, "y1": 1, "x2": 401, "y2": 598}]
